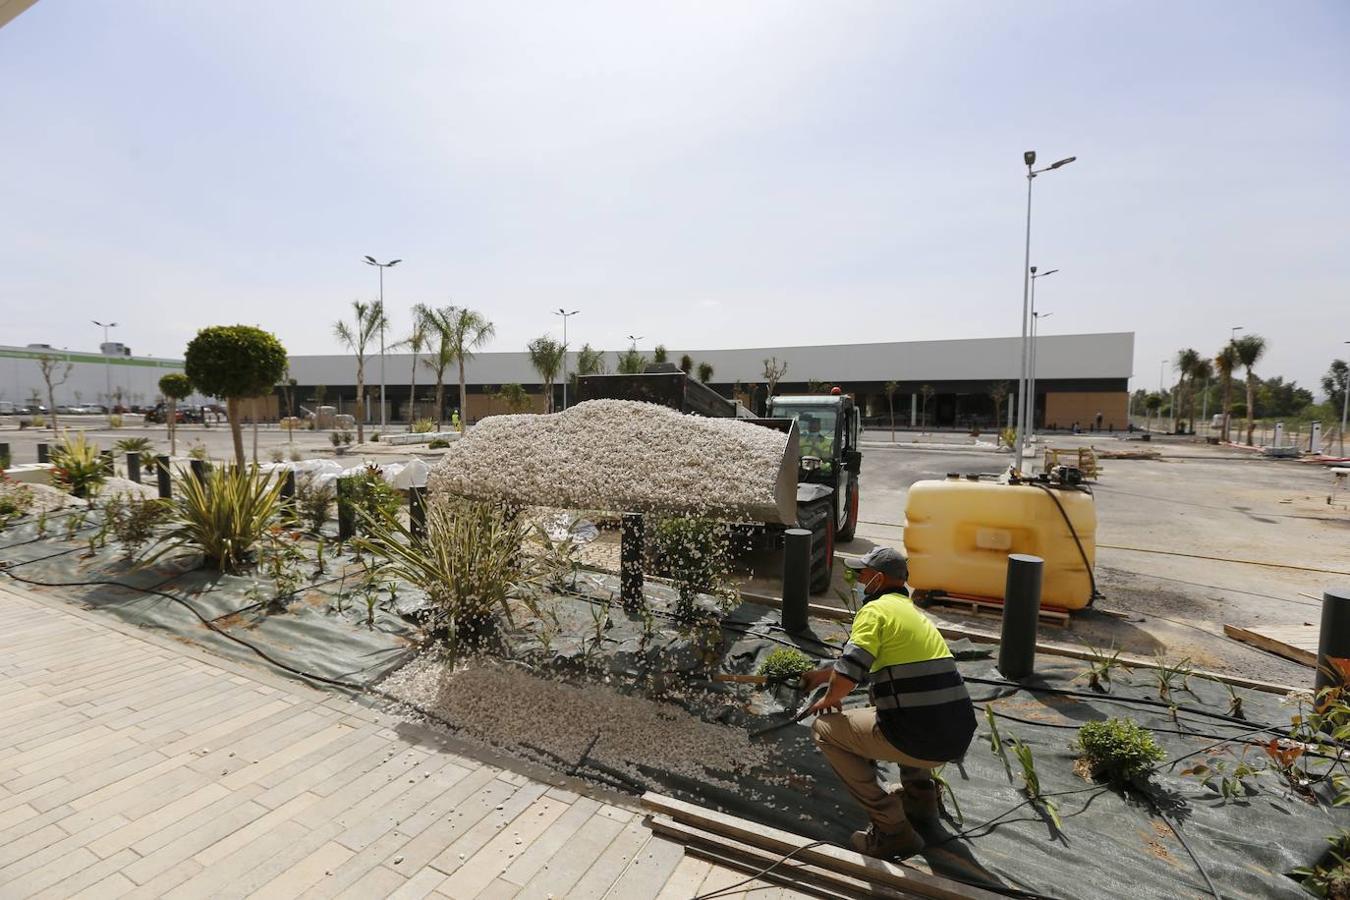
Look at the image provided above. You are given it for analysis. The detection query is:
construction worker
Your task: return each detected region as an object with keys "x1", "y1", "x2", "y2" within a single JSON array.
[
  {"x1": 451, "y1": 409, "x2": 461, "y2": 431},
  {"x1": 798, "y1": 413, "x2": 833, "y2": 461},
  {"x1": 803, "y1": 547, "x2": 976, "y2": 860}
]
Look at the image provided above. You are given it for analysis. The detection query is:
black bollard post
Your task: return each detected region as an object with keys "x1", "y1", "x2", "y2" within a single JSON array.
[
  {"x1": 127, "y1": 452, "x2": 141, "y2": 484},
  {"x1": 37, "y1": 443, "x2": 49, "y2": 463},
  {"x1": 0, "y1": 443, "x2": 9, "y2": 466},
  {"x1": 781, "y1": 527, "x2": 812, "y2": 634},
  {"x1": 155, "y1": 455, "x2": 172, "y2": 499},
  {"x1": 1316, "y1": 587, "x2": 1350, "y2": 694},
  {"x1": 189, "y1": 458, "x2": 208, "y2": 484},
  {"x1": 620, "y1": 513, "x2": 645, "y2": 611},
  {"x1": 100, "y1": 449, "x2": 115, "y2": 476},
  {"x1": 281, "y1": 469, "x2": 296, "y2": 502},
  {"x1": 998, "y1": 554, "x2": 1044, "y2": 680},
  {"x1": 408, "y1": 486, "x2": 426, "y2": 540},
  {"x1": 336, "y1": 476, "x2": 356, "y2": 542}
]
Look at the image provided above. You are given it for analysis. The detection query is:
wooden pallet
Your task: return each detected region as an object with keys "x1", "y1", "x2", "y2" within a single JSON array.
[
  {"x1": 642, "y1": 792, "x2": 1002, "y2": 900},
  {"x1": 921, "y1": 591, "x2": 1072, "y2": 628},
  {"x1": 1224, "y1": 623, "x2": 1318, "y2": 668}
]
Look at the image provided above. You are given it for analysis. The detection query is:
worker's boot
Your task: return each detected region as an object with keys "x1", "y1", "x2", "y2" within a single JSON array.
[
  {"x1": 850, "y1": 822, "x2": 925, "y2": 861},
  {"x1": 896, "y1": 778, "x2": 941, "y2": 826}
]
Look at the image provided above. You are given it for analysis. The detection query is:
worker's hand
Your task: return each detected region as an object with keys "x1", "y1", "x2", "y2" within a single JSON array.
[
  {"x1": 799, "y1": 666, "x2": 831, "y2": 691},
  {"x1": 807, "y1": 696, "x2": 843, "y2": 717}
]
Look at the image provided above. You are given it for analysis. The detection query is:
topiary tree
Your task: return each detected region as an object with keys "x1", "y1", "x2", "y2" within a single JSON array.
[
  {"x1": 184, "y1": 326, "x2": 288, "y2": 468},
  {"x1": 158, "y1": 372, "x2": 193, "y2": 456}
]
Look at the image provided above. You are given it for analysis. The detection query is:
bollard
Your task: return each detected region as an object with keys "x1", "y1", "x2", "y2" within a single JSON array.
[
  {"x1": 189, "y1": 458, "x2": 208, "y2": 484},
  {"x1": 781, "y1": 527, "x2": 812, "y2": 634},
  {"x1": 1315, "y1": 587, "x2": 1350, "y2": 694},
  {"x1": 100, "y1": 449, "x2": 115, "y2": 476},
  {"x1": 127, "y1": 452, "x2": 141, "y2": 484},
  {"x1": 37, "y1": 443, "x2": 49, "y2": 463},
  {"x1": 0, "y1": 442, "x2": 9, "y2": 466},
  {"x1": 281, "y1": 470, "x2": 296, "y2": 503},
  {"x1": 408, "y1": 486, "x2": 426, "y2": 540},
  {"x1": 155, "y1": 455, "x2": 172, "y2": 499},
  {"x1": 620, "y1": 513, "x2": 644, "y2": 610},
  {"x1": 998, "y1": 553, "x2": 1044, "y2": 680},
  {"x1": 336, "y1": 476, "x2": 356, "y2": 542}
]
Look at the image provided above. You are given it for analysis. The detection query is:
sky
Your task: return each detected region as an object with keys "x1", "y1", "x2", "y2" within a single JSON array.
[{"x1": 2, "y1": 1, "x2": 1347, "y2": 396}]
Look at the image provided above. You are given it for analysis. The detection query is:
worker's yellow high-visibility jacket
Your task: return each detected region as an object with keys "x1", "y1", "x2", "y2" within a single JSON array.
[{"x1": 833, "y1": 591, "x2": 976, "y2": 761}]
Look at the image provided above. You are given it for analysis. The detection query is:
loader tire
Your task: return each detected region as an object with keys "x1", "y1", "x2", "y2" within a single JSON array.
[
  {"x1": 799, "y1": 497, "x2": 835, "y2": 595},
  {"x1": 837, "y1": 482, "x2": 859, "y2": 543}
]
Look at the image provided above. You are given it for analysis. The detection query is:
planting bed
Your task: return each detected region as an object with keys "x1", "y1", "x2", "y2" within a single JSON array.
[{"x1": 2, "y1": 505, "x2": 1348, "y2": 899}]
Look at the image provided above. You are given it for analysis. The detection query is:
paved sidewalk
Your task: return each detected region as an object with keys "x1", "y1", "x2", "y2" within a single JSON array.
[{"x1": 0, "y1": 586, "x2": 809, "y2": 899}]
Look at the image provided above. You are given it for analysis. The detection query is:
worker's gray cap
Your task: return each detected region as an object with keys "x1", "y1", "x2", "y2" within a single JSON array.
[{"x1": 843, "y1": 547, "x2": 909, "y2": 580}]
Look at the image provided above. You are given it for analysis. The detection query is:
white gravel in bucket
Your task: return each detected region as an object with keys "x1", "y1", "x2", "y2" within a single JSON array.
[
  {"x1": 380, "y1": 652, "x2": 771, "y2": 789},
  {"x1": 428, "y1": 400, "x2": 789, "y2": 519}
]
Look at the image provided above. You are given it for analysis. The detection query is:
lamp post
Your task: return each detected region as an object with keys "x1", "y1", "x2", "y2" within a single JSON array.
[
  {"x1": 92, "y1": 320, "x2": 117, "y2": 407},
  {"x1": 1014, "y1": 150, "x2": 1076, "y2": 475},
  {"x1": 554, "y1": 308, "x2": 579, "y2": 410},
  {"x1": 1028, "y1": 268, "x2": 1058, "y2": 437},
  {"x1": 363, "y1": 256, "x2": 401, "y2": 429}
]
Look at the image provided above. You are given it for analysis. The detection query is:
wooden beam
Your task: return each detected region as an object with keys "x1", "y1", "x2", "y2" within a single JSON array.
[
  {"x1": 642, "y1": 791, "x2": 1004, "y2": 900},
  {"x1": 1223, "y1": 624, "x2": 1318, "y2": 668}
]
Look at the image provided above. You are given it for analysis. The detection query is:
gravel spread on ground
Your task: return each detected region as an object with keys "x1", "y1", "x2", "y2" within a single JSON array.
[
  {"x1": 428, "y1": 400, "x2": 790, "y2": 521},
  {"x1": 3, "y1": 481, "x2": 80, "y2": 514},
  {"x1": 380, "y1": 652, "x2": 772, "y2": 789},
  {"x1": 98, "y1": 477, "x2": 160, "y2": 501}
]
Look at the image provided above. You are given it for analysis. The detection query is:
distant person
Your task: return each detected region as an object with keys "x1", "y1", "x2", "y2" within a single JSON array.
[
  {"x1": 1072, "y1": 421, "x2": 1081, "y2": 434},
  {"x1": 1095, "y1": 411, "x2": 1103, "y2": 431},
  {"x1": 451, "y1": 409, "x2": 461, "y2": 431}
]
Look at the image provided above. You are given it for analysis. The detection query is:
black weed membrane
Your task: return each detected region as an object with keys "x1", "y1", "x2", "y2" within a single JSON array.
[{"x1": 3, "y1": 517, "x2": 1345, "y2": 899}]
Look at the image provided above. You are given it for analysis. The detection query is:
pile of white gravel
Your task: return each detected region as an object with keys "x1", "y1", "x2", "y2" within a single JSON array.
[
  {"x1": 380, "y1": 652, "x2": 771, "y2": 789},
  {"x1": 428, "y1": 400, "x2": 791, "y2": 521},
  {"x1": 98, "y1": 477, "x2": 159, "y2": 502}
]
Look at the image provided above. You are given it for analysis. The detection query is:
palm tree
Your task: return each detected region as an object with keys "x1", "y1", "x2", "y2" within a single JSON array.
[
  {"x1": 1234, "y1": 334, "x2": 1267, "y2": 445},
  {"x1": 1175, "y1": 348, "x2": 1201, "y2": 433},
  {"x1": 884, "y1": 380, "x2": 899, "y2": 442},
  {"x1": 1144, "y1": 392, "x2": 1163, "y2": 433},
  {"x1": 495, "y1": 383, "x2": 531, "y2": 414},
  {"x1": 333, "y1": 299, "x2": 386, "y2": 443},
  {"x1": 395, "y1": 304, "x2": 429, "y2": 430},
  {"x1": 527, "y1": 336, "x2": 566, "y2": 413},
  {"x1": 421, "y1": 318, "x2": 454, "y2": 430},
  {"x1": 422, "y1": 306, "x2": 495, "y2": 432},
  {"x1": 696, "y1": 362, "x2": 714, "y2": 384},
  {"x1": 919, "y1": 384, "x2": 934, "y2": 428},
  {"x1": 1215, "y1": 344, "x2": 1239, "y2": 442},
  {"x1": 1190, "y1": 357, "x2": 1214, "y2": 433},
  {"x1": 653, "y1": 345, "x2": 668, "y2": 364},
  {"x1": 679, "y1": 354, "x2": 694, "y2": 375}
]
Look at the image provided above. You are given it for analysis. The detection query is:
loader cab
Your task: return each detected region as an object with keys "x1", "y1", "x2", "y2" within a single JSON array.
[{"x1": 767, "y1": 394, "x2": 862, "y2": 546}]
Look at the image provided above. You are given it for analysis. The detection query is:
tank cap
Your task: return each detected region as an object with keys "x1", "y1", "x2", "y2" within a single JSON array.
[
  {"x1": 946, "y1": 472, "x2": 960, "y2": 479},
  {"x1": 965, "y1": 474, "x2": 980, "y2": 481}
]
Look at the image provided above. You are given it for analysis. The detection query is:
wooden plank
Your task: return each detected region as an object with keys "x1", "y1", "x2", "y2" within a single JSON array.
[
  {"x1": 650, "y1": 814, "x2": 906, "y2": 899},
  {"x1": 642, "y1": 792, "x2": 1001, "y2": 900},
  {"x1": 1224, "y1": 624, "x2": 1318, "y2": 668}
]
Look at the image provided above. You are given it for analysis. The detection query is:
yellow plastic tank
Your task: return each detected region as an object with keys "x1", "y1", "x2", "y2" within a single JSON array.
[{"x1": 903, "y1": 477, "x2": 1097, "y2": 610}]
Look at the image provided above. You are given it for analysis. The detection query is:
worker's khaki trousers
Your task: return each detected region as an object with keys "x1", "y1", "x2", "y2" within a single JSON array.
[{"x1": 811, "y1": 708, "x2": 941, "y2": 833}]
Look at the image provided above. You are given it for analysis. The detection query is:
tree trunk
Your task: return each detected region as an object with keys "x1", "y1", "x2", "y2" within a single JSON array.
[
  {"x1": 354, "y1": 359, "x2": 366, "y2": 444},
  {"x1": 168, "y1": 398, "x2": 177, "y2": 455},
  {"x1": 408, "y1": 352, "x2": 418, "y2": 431},
  {"x1": 1221, "y1": 374, "x2": 1233, "y2": 442},
  {"x1": 457, "y1": 358, "x2": 467, "y2": 432},
  {"x1": 434, "y1": 376, "x2": 445, "y2": 430},
  {"x1": 251, "y1": 398, "x2": 259, "y2": 464},
  {"x1": 888, "y1": 398, "x2": 895, "y2": 442},
  {"x1": 1245, "y1": 372, "x2": 1256, "y2": 445},
  {"x1": 226, "y1": 396, "x2": 245, "y2": 469}
]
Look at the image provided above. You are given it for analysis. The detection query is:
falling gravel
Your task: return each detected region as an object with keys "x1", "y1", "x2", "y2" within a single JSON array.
[
  {"x1": 380, "y1": 652, "x2": 772, "y2": 789},
  {"x1": 427, "y1": 400, "x2": 794, "y2": 522}
]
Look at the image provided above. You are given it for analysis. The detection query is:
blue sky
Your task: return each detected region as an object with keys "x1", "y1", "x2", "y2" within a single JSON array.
[{"x1": 2, "y1": 1, "x2": 1347, "y2": 395}]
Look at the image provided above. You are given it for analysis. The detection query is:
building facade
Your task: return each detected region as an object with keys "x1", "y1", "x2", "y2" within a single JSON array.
[
  {"x1": 0, "y1": 344, "x2": 206, "y2": 410},
  {"x1": 283, "y1": 332, "x2": 1134, "y2": 431}
]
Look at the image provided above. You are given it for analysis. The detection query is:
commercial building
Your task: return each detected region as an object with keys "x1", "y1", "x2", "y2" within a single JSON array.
[
  {"x1": 0, "y1": 343, "x2": 205, "y2": 411},
  {"x1": 283, "y1": 331, "x2": 1134, "y2": 431}
]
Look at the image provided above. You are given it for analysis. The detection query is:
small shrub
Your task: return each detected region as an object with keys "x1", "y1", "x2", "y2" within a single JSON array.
[
  {"x1": 113, "y1": 436, "x2": 155, "y2": 456},
  {"x1": 412, "y1": 418, "x2": 436, "y2": 433},
  {"x1": 1076, "y1": 644, "x2": 1131, "y2": 693},
  {"x1": 428, "y1": 438, "x2": 449, "y2": 449},
  {"x1": 101, "y1": 494, "x2": 173, "y2": 556},
  {"x1": 371, "y1": 432, "x2": 380, "y2": 443},
  {"x1": 153, "y1": 465, "x2": 287, "y2": 572},
  {"x1": 348, "y1": 466, "x2": 401, "y2": 527},
  {"x1": 0, "y1": 447, "x2": 11, "y2": 471},
  {"x1": 646, "y1": 514, "x2": 738, "y2": 618},
  {"x1": 50, "y1": 433, "x2": 106, "y2": 498},
  {"x1": 187, "y1": 443, "x2": 209, "y2": 461},
  {"x1": 32, "y1": 414, "x2": 46, "y2": 428},
  {"x1": 295, "y1": 478, "x2": 334, "y2": 533},
  {"x1": 0, "y1": 477, "x2": 35, "y2": 526},
  {"x1": 1012, "y1": 738, "x2": 1061, "y2": 830},
  {"x1": 269, "y1": 448, "x2": 284, "y2": 463},
  {"x1": 289, "y1": 448, "x2": 305, "y2": 462},
  {"x1": 107, "y1": 414, "x2": 123, "y2": 429},
  {"x1": 757, "y1": 647, "x2": 814, "y2": 684},
  {"x1": 1296, "y1": 831, "x2": 1350, "y2": 899},
  {"x1": 1076, "y1": 718, "x2": 1166, "y2": 784}
]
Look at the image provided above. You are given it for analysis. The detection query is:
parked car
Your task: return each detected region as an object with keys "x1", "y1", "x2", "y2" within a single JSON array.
[{"x1": 144, "y1": 403, "x2": 187, "y2": 425}]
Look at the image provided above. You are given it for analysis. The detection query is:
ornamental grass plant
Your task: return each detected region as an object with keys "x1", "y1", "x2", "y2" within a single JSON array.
[{"x1": 153, "y1": 464, "x2": 287, "y2": 572}]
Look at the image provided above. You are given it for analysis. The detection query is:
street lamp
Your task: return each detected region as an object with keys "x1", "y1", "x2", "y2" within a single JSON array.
[
  {"x1": 554, "y1": 309, "x2": 579, "y2": 410},
  {"x1": 1014, "y1": 151, "x2": 1076, "y2": 475},
  {"x1": 92, "y1": 320, "x2": 117, "y2": 407},
  {"x1": 1028, "y1": 266, "x2": 1058, "y2": 437},
  {"x1": 1341, "y1": 341, "x2": 1349, "y2": 458},
  {"x1": 363, "y1": 256, "x2": 401, "y2": 429},
  {"x1": 1231, "y1": 326, "x2": 1243, "y2": 342}
]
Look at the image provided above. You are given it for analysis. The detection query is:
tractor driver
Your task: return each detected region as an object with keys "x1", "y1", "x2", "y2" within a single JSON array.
[
  {"x1": 802, "y1": 548, "x2": 976, "y2": 860},
  {"x1": 798, "y1": 413, "x2": 834, "y2": 462}
]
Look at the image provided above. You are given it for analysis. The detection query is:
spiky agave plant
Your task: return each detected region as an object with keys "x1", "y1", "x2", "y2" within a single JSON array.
[
  {"x1": 153, "y1": 465, "x2": 287, "y2": 572},
  {"x1": 354, "y1": 496, "x2": 555, "y2": 647}
]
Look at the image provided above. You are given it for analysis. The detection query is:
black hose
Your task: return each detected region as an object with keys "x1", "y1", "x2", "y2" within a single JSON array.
[
  {"x1": 1025, "y1": 481, "x2": 1100, "y2": 607},
  {"x1": 1142, "y1": 790, "x2": 1222, "y2": 900}
]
